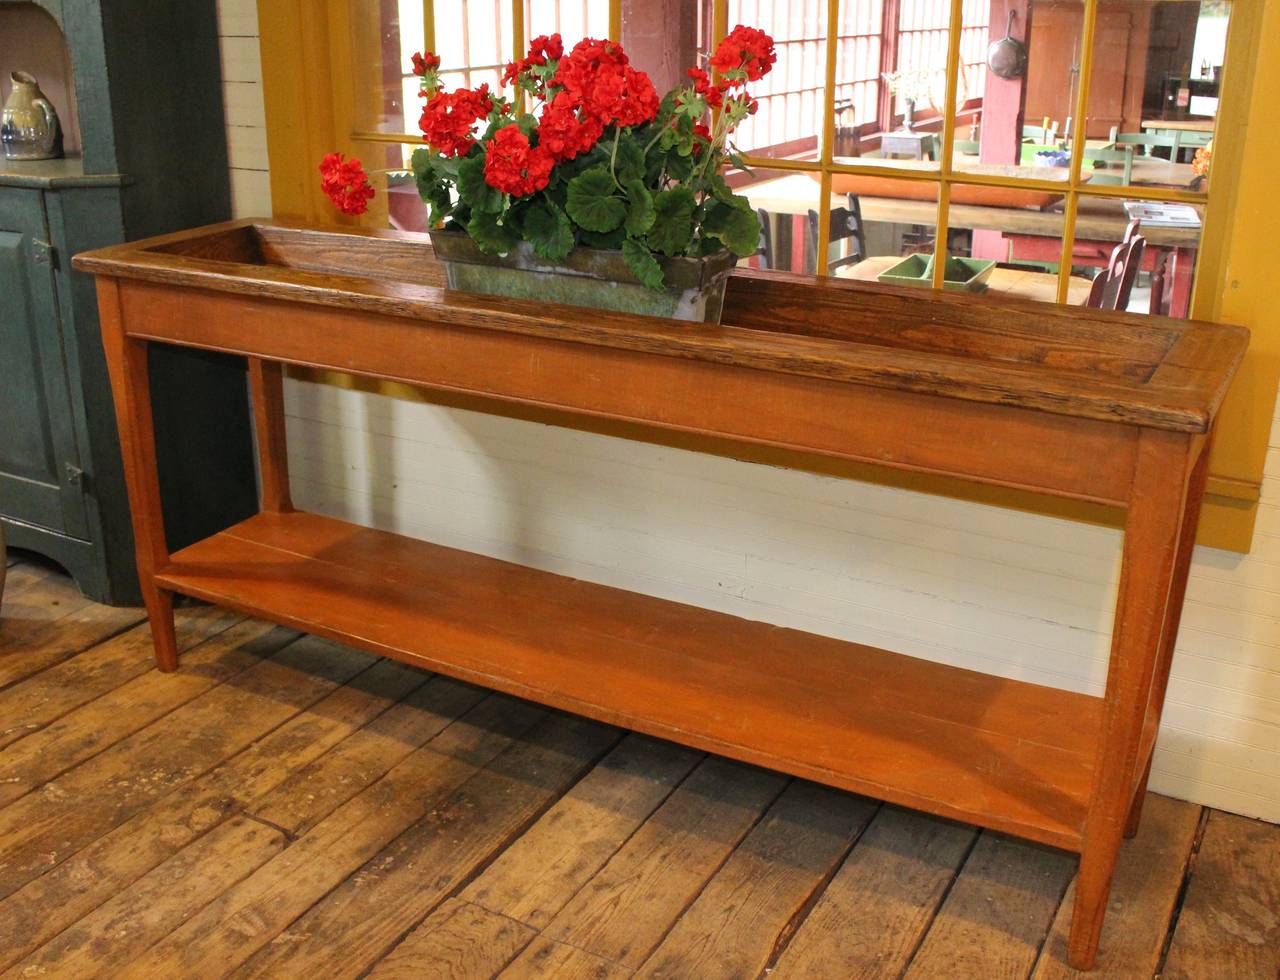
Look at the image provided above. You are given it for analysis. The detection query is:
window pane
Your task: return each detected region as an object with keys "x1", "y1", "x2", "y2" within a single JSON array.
[
  {"x1": 525, "y1": 0, "x2": 611, "y2": 49},
  {"x1": 726, "y1": 0, "x2": 829, "y2": 159},
  {"x1": 832, "y1": 0, "x2": 987, "y2": 174},
  {"x1": 1074, "y1": 194, "x2": 1204, "y2": 317},
  {"x1": 349, "y1": 1, "x2": 417, "y2": 137},
  {"x1": 737, "y1": 168, "x2": 828, "y2": 275},
  {"x1": 1080, "y1": 0, "x2": 1225, "y2": 191},
  {"x1": 940, "y1": 184, "x2": 1072, "y2": 305},
  {"x1": 952, "y1": 0, "x2": 1083, "y2": 181}
]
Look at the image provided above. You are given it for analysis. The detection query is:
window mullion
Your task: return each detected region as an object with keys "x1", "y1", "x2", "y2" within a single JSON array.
[
  {"x1": 1057, "y1": 0, "x2": 1098, "y2": 303},
  {"x1": 931, "y1": 0, "x2": 964, "y2": 289},
  {"x1": 816, "y1": 0, "x2": 841, "y2": 277}
]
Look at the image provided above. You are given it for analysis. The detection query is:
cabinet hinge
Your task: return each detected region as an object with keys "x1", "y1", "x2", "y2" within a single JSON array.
[
  {"x1": 64, "y1": 462, "x2": 84, "y2": 487},
  {"x1": 32, "y1": 239, "x2": 57, "y2": 268}
]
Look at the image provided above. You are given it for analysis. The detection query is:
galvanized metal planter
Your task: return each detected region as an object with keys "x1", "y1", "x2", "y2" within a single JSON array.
[{"x1": 428, "y1": 229, "x2": 737, "y2": 323}]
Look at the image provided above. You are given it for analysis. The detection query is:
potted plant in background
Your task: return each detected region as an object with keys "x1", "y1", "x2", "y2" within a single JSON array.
[{"x1": 320, "y1": 27, "x2": 776, "y2": 322}]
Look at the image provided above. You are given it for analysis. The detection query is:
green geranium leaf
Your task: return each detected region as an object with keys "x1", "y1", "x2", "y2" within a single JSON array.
[
  {"x1": 524, "y1": 198, "x2": 575, "y2": 261},
  {"x1": 467, "y1": 208, "x2": 519, "y2": 255},
  {"x1": 624, "y1": 180, "x2": 656, "y2": 236},
  {"x1": 457, "y1": 152, "x2": 504, "y2": 214},
  {"x1": 565, "y1": 166, "x2": 626, "y2": 233},
  {"x1": 622, "y1": 238, "x2": 665, "y2": 292},
  {"x1": 646, "y1": 186, "x2": 696, "y2": 256},
  {"x1": 707, "y1": 172, "x2": 736, "y2": 205},
  {"x1": 615, "y1": 134, "x2": 646, "y2": 183},
  {"x1": 703, "y1": 195, "x2": 762, "y2": 257},
  {"x1": 411, "y1": 148, "x2": 454, "y2": 225}
]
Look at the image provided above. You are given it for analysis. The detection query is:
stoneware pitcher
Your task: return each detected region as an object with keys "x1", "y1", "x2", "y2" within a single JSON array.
[{"x1": 1, "y1": 71, "x2": 63, "y2": 161}]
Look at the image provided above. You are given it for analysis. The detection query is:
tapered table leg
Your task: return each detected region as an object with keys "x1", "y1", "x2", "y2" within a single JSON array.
[
  {"x1": 1068, "y1": 429, "x2": 1195, "y2": 969},
  {"x1": 96, "y1": 278, "x2": 178, "y2": 670},
  {"x1": 248, "y1": 358, "x2": 293, "y2": 513},
  {"x1": 1123, "y1": 437, "x2": 1211, "y2": 837}
]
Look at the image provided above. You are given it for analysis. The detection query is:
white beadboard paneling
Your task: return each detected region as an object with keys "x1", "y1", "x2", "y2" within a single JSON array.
[
  {"x1": 219, "y1": 35, "x2": 263, "y2": 84},
  {"x1": 282, "y1": 378, "x2": 1280, "y2": 826},
  {"x1": 217, "y1": 0, "x2": 259, "y2": 36},
  {"x1": 229, "y1": 168, "x2": 272, "y2": 218},
  {"x1": 226, "y1": 124, "x2": 270, "y2": 171},
  {"x1": 223, "y1": 81, "x2": 267, "y2": 129}
]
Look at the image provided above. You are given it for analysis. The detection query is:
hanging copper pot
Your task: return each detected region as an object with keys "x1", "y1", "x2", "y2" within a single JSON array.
[{"x1": 987, "y1": 10, "x2": 1028, "y2": 81}]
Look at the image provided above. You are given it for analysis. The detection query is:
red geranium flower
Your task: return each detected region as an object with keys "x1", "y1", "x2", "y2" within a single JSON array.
[
  {"x1": 419, "y1": 84, "x2": 494, "y2": 157},
  {"x1": 483, "y1": 124, "x2": 554, "y2": 197},
  {"x1": 319, "y1": 153, "x2": 375, "y2": 216},
  {"x1": 537, "y1": 90, "x2": 604, "y2": 162},
  {"x1": 411, "y1": 51, "x2": 441, "y2": 75},
  {"x1": 687, "y1": 67, "x2": 727, "y2": 109},
  {"x1": 503, "y1": 33, "x2": 565, "y2": 91},
  {"x1": 552, "y1": 38, "x2": 659, "y2": 127},
  {"x1": 710, "y1": 26, "x2": 776, "y2": 85}
]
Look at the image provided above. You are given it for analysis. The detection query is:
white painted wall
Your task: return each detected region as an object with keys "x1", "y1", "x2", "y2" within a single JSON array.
[
  {"x1": 217, "y1": 3, "x2": 1280, "y2": 825},
  {"x1": 218, "y1": 0, "x2": 271, "y2": 218}
]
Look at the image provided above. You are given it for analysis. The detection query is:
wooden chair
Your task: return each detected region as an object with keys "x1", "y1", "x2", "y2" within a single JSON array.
[
  {"x1": 1084, "y1": 219, "x2": 1146, "y2": 311},
  {"x1": 806, "y1": 195, "x2": 867, "y2": 274},
  {"x1": 1088, "y1": 144, "x2": 1137, "y2": 185},
  {"x1": 1148, "y1": 250, "x2": 1171, "y2": 316}
]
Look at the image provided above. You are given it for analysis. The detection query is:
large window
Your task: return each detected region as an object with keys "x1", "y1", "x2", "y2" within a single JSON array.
[{"x1": 345, "y1": 0, "x2": 1234, "y2": 320}]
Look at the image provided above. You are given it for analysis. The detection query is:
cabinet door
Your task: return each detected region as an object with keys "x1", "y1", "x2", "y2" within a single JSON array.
[{"x1": 0, "y1": 187, "x2": 88, "y2": 538}]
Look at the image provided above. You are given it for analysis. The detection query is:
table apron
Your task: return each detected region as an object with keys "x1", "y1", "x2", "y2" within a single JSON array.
[{"x1": 119, "y1": 280, "x2": 1140, "y2": 506}]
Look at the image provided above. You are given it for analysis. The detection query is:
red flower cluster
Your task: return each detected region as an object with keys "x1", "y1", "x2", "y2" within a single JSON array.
[
  {"x1": 710, "y1": 25, "x2": 776, "y2": 83},
  {"x1": 686, "y1": 67, "x2": 727, "y2": 109},
  {"x1": 319, "y1": 153, "x2": 375, "y2": 215},
  {"x1": 553, "y1": 38, "x2": 659, "y2": 128},
  {"x1": 483, "y1": 124, "x2": 554, "y2": 197},
  {"x1": 419, "y1": 84, "x2": 493, "y2": 157},
  {"x1": 411, "y1": 51, "x2": 440, "y2": 76},
  {"x1": 502, "y1": 33, "x2": 563, "y2": 89},
  {"x1": 537, "y1": 91, "x2": 605, "y2": 162}
]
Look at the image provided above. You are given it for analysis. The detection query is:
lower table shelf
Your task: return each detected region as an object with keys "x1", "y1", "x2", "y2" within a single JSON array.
[{"x1": 156, "y1": 509, "x2": 1101, "y2": 850}]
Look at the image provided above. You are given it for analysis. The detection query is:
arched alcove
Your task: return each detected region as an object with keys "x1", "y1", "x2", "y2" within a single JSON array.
[{"x1": 0, "y1": 1, "x2": 81, "y2": 155}]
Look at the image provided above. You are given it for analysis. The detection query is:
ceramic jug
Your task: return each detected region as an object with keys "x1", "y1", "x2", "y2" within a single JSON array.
[{"x1": 1, "y1": 71, "x2": 63, "y2": 161}]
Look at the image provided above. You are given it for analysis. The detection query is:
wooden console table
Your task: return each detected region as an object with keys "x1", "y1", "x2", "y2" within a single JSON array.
[{"x1": 74, "y1": 220, "x2": 1246, "y2": 970}]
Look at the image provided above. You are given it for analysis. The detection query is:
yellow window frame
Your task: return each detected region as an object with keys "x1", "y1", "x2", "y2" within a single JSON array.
[{"x1": 258, "y1": 0, "x2": 1278, "y2": 552}]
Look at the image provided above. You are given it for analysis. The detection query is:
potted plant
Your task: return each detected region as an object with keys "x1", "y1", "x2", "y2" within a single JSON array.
[{"x1": 320, "y1": 27, "x2": 776, "y2": 322}]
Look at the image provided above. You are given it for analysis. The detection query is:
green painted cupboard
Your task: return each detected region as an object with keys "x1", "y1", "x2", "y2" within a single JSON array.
[{"x1": 0, "y1": 1, "x2": 257, "y2": 603}]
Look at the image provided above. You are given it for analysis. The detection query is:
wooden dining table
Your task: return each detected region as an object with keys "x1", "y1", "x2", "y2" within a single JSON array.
[
  {"x1": 743, "y1": 174, "x2": 1201, "y2": 316},
  {"x1": 839, "y1": 255, "x2": 1094, "y2": 305}
]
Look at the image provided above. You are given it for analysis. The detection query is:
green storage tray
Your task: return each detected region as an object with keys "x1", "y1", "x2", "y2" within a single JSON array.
[{"x1": 877, "y1": 254, "x2": 997, "y2": 292}]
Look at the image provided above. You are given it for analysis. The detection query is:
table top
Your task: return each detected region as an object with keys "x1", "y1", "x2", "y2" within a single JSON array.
[
  {"x1": 839, "y1": 256, "x2": 1094, "y2": 306},
  {"x1": 742, "y1": 174, "x2": 1203, "y2": 247},
  {"x1": 1142, "y1": 118, "x2": 1216, "y2": 132},
  {"x1": 73, "y1": 220, "x2": 1247, "y2": 433}
]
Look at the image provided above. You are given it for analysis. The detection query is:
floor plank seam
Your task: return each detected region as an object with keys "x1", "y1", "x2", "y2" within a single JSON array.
[
  {"x1": 14, "y1": 810, "x2": 249, "y2": 975},
  {"x1": 630, "y1": 772, "x2": 795, "y2": 975},
  {"x1": 0, "y1": 613, "x2": 249, "y2": 787},
  {"x1": 0, "y1": 631, "x2": 353, "y2": 901},
  {"x1": 357, "y1": 724, "x2": 628, "y2": 977},
  {"x1": 0, "y1": 618, "x2": 282, "y2": 817},
  {"x1": 0, "y1": 613, "x2": 143, "y2": 695},
  {"x1": 470, "y1": 741, "x2": 711, "y2": 938},
  {"x1": 1025, "y1": 841, "x2": 1084, "y2": 979},
  {"x1": 896, "y1": 821, "x2": 985, "y2": 978},
  {"x1": 756, "y1": 799, "x2": 886, "y2": 979},
  {"x1": 1153, "y1": 805, "x2": 1210, "y2": 977}
]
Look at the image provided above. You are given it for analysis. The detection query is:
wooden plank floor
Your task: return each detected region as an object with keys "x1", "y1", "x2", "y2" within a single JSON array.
[{"x1": 1, "y1": 553, "x2": 1277, "y2": 980}]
